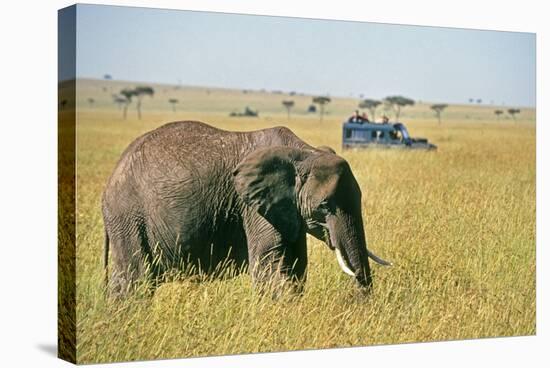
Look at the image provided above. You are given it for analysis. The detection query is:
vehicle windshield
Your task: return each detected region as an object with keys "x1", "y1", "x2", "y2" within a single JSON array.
[{"x1": 395, "y1": 124, "x2": 410, "y2": 140}]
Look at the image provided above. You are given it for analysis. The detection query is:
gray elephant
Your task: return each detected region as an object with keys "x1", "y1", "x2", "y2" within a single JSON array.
[{"x1": 102, "y1": 121, "x2": 390, "y2": 297}]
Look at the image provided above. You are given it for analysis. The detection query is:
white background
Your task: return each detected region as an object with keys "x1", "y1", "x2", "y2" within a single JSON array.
[{"x1": 0, "y1": 0, "x2": 547, "y2": 366}]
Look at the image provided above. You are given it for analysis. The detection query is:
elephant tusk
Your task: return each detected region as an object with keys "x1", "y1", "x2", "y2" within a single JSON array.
[
  {"x1": 335, "y1": 248, "x2": 355, "y2": 276},
  {"x1": 367, "y1": 249, "x2": 393, "y2": 266}
]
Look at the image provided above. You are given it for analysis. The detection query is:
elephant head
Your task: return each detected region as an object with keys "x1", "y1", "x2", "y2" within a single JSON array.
[{"x1": 233, "y1": 145, "x2": 391, "y2": 291}]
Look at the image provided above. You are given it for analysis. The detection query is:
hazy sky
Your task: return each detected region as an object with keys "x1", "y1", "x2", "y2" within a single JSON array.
[{"x1": 72, "y1": 4, "x2": 536, "y2": 107}]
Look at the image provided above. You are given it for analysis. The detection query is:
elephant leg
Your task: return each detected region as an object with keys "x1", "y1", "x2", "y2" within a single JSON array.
[
  {"x1": 244, "y1": 213, "x2": 308, "y2": 297},
  {"x1": 286, "y1": 225, "x2": 307, "y2": 293},
  {"x1": 107, "y1": 230, "x2": 152, "y2": 298}
]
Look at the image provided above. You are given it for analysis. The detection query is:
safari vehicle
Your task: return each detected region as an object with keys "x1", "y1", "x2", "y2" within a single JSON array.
[{"x1": 342, "y1": 121, "x2": 437, "y2": 150}]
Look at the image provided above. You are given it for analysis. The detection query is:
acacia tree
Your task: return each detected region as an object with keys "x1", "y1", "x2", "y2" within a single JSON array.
[
  {"x1": 383, "y1": 96, "x2": 415, "y2": 121},
  {"x1": 119, "y1": 88, "x2": 136, "y2": 119},
  {"x1": 494, "y1": 109, "x2": 504, "y2": 122},
  {"x1": 508, "y1": 108, "x2": 521, "y2": 122},
  {"x1": 430, "y1": 104, "x2": 448, "y2": 124},
  {"x1": 312, "y1": 96, "x2": 331, "y2": 123},
  {"x1": 169, "y1": 98, "x2": 179, "y2": 112},
  {"x1": 134, "y1": 86, "x2": 155, "y2": 119},
  {"x1": 358, "y1": 99, "x2": 381, "y2": 121},
  {"x1": 282, "y1": 100, "x2": 295, "y2": 120},
  {"x1": 103, "y1": 74, "x2": 113, "y2": 93}
]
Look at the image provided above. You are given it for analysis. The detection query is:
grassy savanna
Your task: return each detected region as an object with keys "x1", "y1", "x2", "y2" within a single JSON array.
[{"x1": 69, "y1": 79, "x2": 535, "y2": 364}]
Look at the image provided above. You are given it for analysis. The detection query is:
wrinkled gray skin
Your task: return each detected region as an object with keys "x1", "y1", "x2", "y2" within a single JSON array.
[{"x1": 102, "y1": 121, "x2": 390, "y2": 297}]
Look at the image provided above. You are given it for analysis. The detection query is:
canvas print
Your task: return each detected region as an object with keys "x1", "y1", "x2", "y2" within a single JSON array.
[{"x1": 58, "y1": 4, "x2": 536, "y2": 364}]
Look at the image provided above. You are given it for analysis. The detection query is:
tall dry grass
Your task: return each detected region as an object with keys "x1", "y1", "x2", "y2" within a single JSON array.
[{"x1": 71, "y1": 81, "x2": 535, "y2": 363}]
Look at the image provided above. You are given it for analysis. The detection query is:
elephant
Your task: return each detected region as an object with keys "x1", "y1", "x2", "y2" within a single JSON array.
[{"x1": 102, "y1": 121, "x2": 391, "y2": 297}]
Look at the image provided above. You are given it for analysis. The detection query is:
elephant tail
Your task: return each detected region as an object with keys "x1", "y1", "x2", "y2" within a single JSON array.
[
  {"x1": 103, "y1": 229, "x2": 110, "y2": 289},
  {"x1": 367, "y1": 249, "x2": 392, "y2": 266}
]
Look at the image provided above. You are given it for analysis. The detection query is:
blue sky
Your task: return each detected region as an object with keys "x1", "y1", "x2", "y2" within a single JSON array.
[{"x1": 72, "y1": 4, "x2": 536, "y2": 107}]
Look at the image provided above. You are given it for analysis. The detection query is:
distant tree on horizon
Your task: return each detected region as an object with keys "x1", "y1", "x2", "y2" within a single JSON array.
[
  {"x1": 103, "y1": 74, "x2": 113, "y2": 93},
  {"x1": 230, "y1": 106, "x2": 259, "y2": 117},
  {"x1": 494, "y1": 109, "x2": 504, "y2": 122},
  {"x1": 87, "y1": 98, "x2": 95, "y2": 108},
  {"x1": 383, "y1": 96, "x2": 415, "y2": 121},
  {"x1": 169, "y1": 98, "x2": 179, "y2": 112},
  {"x1": 119, "y1": 88, "x2": 136, "y2": 119},
  {"x1": 477, "y1": 99, "x2": 482, "y2": 104},
  {"x1": 134, "y1": 86, "x2": 155, "y2": 120},
  {"x1": 244, "y1": 106, "x2": 258, "y2": 117},
  {"x1": 282, "y1": 100, "x2": 295, "y2": 121},
  {"x1": 359, "y1": 99, "x2": 382, "y2": 121},
  {"x1": 312, "y1": 96, "x2": 331, "y2": 123},
  {"x1": 508, "y1": 108, "x2": 521, "y2": 122},
  {"x1": 430, "y1": 104, "x2": 448, "y2": 124}
]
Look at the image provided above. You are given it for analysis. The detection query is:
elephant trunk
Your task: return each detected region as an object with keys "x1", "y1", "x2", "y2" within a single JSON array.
[{"x1": 326, "y1": 209, "x2": 373, "y2": 290}]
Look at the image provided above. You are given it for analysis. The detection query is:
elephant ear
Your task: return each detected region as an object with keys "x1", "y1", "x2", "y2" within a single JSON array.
[{"x1": 233, "y1": 147, "x2": 302, "y2": 237}]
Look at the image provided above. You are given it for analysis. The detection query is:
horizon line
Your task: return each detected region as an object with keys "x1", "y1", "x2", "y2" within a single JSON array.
[{"x1": 61, "y1": 76, "x2": 537, "y2": 110}]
